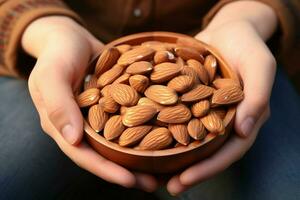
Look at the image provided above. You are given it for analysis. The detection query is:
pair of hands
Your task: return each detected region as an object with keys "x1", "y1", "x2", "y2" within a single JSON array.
[{"x1": 22, "y1": 1, "x2": 277, "y2": 195}]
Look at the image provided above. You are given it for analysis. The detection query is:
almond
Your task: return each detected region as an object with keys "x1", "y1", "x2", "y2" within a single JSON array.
[
  {"x1": 176, "y1": 57, "x2": 185, "y2": 68},
  {"x1": 122, "y1": 105, "x2": 158, "y2": 127},
  {"x1": 110, "y1": 84, "x2": 139, "y2": 106},
  {"x1": 211, "y1": 108, "x2": 227, "y2": 119},
  {"x1": 119, "y1": 125, "x2": 152, "y2": 147},
  {"x1": 117, "y1": 46, "x2": 155, "y2": 66},
  {"x1": 154, "y1": 51, "x2": 175, "y2": 64},
  {"x1": 211, "y1": 86, "x2": 244, "y2": 105},
  {"x1": 137, "y1": 97, "x2": 165, "y2": 112},
  {"x1": 181, "y1": 66, "x2": 200, "y2": 84},
  {"x1": 204, "y1": 54, "x2": 218, "y2": 83},
  {"x1": 116, "y1": 44, "x2": 132, "y2": 54},
  {"x1": 77, "y1": 88, "x2": 100, "y2": 107},
  {"x1": 181, "y1": 84, "x2": 214, "y2": 102},
  {"x1": 84, "y1": 75, "x2": 98, "y2": 90},
  {"x1": 129, "y1": 75, "x2": 149, "y2": 93},
  {"x1": 141, "y1": 41, "x2": 169, "y2": 51},
  {"x1": 168, "y1": 124, "x2": 190, "y2": 145},
  {"x1": 138, "y1": 127, "x2": 173, "y2": 150},
  {"x1": 187, "y1": 59, "x2": 209, "y2": 85},
  {"x1": 212, "y1": 78, "x2": 240, "y2": 89},
  {"x1": 113, "y1": 73, "x2": 131, "y2": 84},
  {"x1": 98, "y1": 95, "x2": 119, "y2": 113},
  {"x1": 120, "y1": 106, "x2": 128, "y2": 115},
  {"x1": 200, "y1": 111, "x2": 224, "y2": 134},
  {"x1": 175, "y1": 47, "x2": 204, "y2": 63},
  {"x1": 126, "y1": 61, "x2": 153, "y2": 75},
  {"x1": 97, "y1": 64, "x2": 124, "y2": 88},
  {"x1": 104, "y1": 115, "x2": 125, "y2": 140},
  {"x1": 167, "y1": 75, "x2": 194, "y2": 93},
  {"x1": 88, "y1": 104, "x2": 108, "y2": 132},
  {"x1": 100, "y1": 84, "x2": 111, "y2": 96},
  {"x1": 144, "y1": 85, "x2": 178, "y2": 105},
  {"x1": 191, "y1": 100, "x2": 210, "y2": 117},
  {"x1": 95, "y1": 47, "x2": 120, "y2": 76},
  {"x1": 150, "y1": 62, "x2": 182, "y2": 83},
  {"x1": 187, "y1": 118, "x2": 206, "y2": 140},
  {"x1": 158, "y1": 104, "x2": 191, "y2": 123}
]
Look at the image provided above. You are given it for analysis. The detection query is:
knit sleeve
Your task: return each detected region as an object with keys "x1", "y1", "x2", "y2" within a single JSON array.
[{"x1": 0, "y1": 0, "x2": 82, "y2": 78}]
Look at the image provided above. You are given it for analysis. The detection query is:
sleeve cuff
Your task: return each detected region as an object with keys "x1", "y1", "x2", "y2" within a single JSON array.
[{"x1": 0, "y1": 0, "x2": 83, "y2": 78}]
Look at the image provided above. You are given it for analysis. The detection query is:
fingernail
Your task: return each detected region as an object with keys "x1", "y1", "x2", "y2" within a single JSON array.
[
  {"x1": 62, "y1": 124, "x2": 77, "y2": 145},
  {"x1": 240, "y1": 117, "x2": 255, "y2": 137}
]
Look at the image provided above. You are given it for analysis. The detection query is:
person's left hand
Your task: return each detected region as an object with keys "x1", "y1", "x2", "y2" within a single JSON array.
[{"x1": 166, "y1": 1, "x2": 277, "y2": 195}]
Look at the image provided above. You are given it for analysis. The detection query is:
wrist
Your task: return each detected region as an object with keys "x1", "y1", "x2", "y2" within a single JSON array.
[
  {"x1": 21, "y1": 16, "x2": 85, "y2": 57},
  {"x1": 205, "y1": 1, "x2": 277, "y2": 41}
]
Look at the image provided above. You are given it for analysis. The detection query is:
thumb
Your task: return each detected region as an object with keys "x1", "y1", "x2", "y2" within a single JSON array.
[
  {"x1": 234, "y1": 45, "x2": 276, "y2": 137},
  {"x1": 34, "y1": 56, "x2": 84, "y2": 145}
]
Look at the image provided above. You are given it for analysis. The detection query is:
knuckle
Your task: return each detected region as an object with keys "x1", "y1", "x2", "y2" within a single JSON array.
[{"x1": 47, "y1": 105, "x2": 66, "y2": 123}]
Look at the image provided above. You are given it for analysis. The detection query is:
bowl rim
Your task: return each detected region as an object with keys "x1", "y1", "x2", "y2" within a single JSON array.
[{"x1": 84, "y1": 31, "x2": 239, "y2": 157}]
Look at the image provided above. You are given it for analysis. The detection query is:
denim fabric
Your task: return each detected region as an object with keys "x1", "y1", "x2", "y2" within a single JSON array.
[{"x1": 0, "y1": 69, "x2": 299, "y2": 200}]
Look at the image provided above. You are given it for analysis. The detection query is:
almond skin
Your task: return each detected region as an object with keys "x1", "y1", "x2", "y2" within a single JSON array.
[
  {"x1": 176, "y1": 57, "x2": 185, "y2": 68},
  {"x1": 97, "y1": 64, "x2": 124, "y2": 88},
  {"x1": 187, "y1": 59, "x2": 209, "y2": 85},
  {"x1": 77, "y1": 88, "x2": 100, "y2": 107},
  {"x1": 168, "y1": 124, "x2": 190, "y2": 145},
  {"x1": 122, "y1": 105, "x2": 158, "y2": 127},
  {"x1": 110, "y1": 84, "x2": 139, "y2": 106},
  {"x1": 88, "y1": 104, "x2": 108, "y2": 132},
  {"x1": 175, "y1": 47, "x2": 204, "y2": 63},
  {"x1": 211, "y1": 108, "x2": 227, "y2": 119},
  {"x1": 200, "y1": 111, "x2": 225, "y2": 134},
  {"x1": 181, "y1": 66, "x2": 200, "y2": 84},
  {"x1": 104, "y1": 115, "x2": 125, "y2": 140},
  {"x1": 98, "y1": 95, "x2": 119, "y2": 113},
  {"x1": 84, "y1": 75, "x2": 98, "y2": 90},
  {"x1": 191, "y1": 100, "x2": 210, "y2": 117},
  {"x1": 118, "y1": 46, "x2": 155, "y2": 66},
  {"x1": 181, "y1": 84, "x2": 214, "y2": 102},
  {"x1": 116, "y1": 44, "x2": 132, "y2": 54},
  {"x1": 167, "y1": 75, "x2": 194, "y2": 93},
  {"x1": 138, "y1": 97, "x2": 165, "y2": 112},
  {"x1": 100, "y1": 85, "x2": 112, "y2": 96},
  {"x1": 204, "y1": 54, "x2": 218, "y2": 83},
  {"x1": 138, "y1": 127, "x2": 173, "y2": 150},
  {"x1": 187, "y1": 118, "x2": 206, "y2": 140},
  {"x1": 150, "y1": 62, "x2": 182, "y2": 83},
  {"x1": 211, "y1": 86, "x2": 244, "y2": 105},
  {"x1": 119, "y1": 125, "x2": 152, "y2": 147},
  {"x1": 126, "y1": 61, "x2": 153, "y2": 75},
  {"x1": 95, "y1": 47, "x2": 120, "y2": 76},
  {"x1": 212, "y1": 78, "x2": 240, "y2": 89},
  {"x1": 113, "y1": 73, "x2": 131, "y2": 84},
  {"x1": 129, "y1": 75, "x2": 149, "y2": 93},
  {"x1": 154, "y1": 50, "x2": 175, "y2": 64},
  {"x1": 158, "y1": 104, "x2": 191, "y2": 123},
  {"x1": 144, "y1": 85, "x2": 178, "y2": 105}
]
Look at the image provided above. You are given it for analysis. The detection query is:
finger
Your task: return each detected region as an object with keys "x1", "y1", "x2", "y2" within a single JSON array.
[
  {"x1": 33, "y1": 57, "x2": 84, "y2": 145},
  {"x1": 167, "y1": 108, "x2": 269, "y2": 195},
  {"x1": 235, "y1": 41, "x2": 276, "y2": 137},
  {"x1": 133, "y1": 172, "x2": 159, "y2": 192}
]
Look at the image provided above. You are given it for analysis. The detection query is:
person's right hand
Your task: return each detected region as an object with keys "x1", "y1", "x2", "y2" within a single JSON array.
[{"x1": 22, "y1": 16, "x2": 158, "y2": 192}]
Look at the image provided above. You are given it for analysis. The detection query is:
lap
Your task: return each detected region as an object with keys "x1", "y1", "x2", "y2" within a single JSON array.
[
  {"x1": 179, "y1": 69, "x2": 300, "y2": 200},
  {"x1": 0, "y1": 77, "x2": 158, "y2": 200}
]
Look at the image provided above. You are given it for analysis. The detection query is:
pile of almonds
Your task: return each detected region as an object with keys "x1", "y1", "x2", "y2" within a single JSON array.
[{"x1": 77, "y1": 40, "x2": 244, "y2": 151}]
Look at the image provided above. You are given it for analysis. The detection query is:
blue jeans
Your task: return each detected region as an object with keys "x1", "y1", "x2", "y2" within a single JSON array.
[{"x1": 0, "y1": 69, "x2": 299, "y2": 200}]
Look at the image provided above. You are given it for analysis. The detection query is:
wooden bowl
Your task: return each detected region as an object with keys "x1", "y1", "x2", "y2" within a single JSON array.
[{"x1": 84, "y1": 32, "x2": 239, "y2": 174}]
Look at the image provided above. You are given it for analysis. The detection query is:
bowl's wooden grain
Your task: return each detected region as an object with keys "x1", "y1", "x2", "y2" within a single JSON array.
[{"x1": 84, "y1": 32, "x2": 239, "y2": 174}]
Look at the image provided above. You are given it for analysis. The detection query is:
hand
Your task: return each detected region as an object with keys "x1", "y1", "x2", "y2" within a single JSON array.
[
  {"x1": 22, "y1": 16, "x2": 157, "y2": 192},
  {"x1": 167, "y1": 2, "x2": 277, "y2": 195}
]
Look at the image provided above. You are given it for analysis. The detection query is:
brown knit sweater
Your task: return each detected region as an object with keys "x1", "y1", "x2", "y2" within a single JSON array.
[{"x1": 0, "y1": 0, "x2": 299, "y2": 88}]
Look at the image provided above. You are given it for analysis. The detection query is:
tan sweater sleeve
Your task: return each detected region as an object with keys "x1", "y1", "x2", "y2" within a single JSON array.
[
  {"x1": 0, "y1": 0, "x2": 82, "y2": 78},
  {"x1": 203, "y1": 0, "x2": 300, "y2": 88}
]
